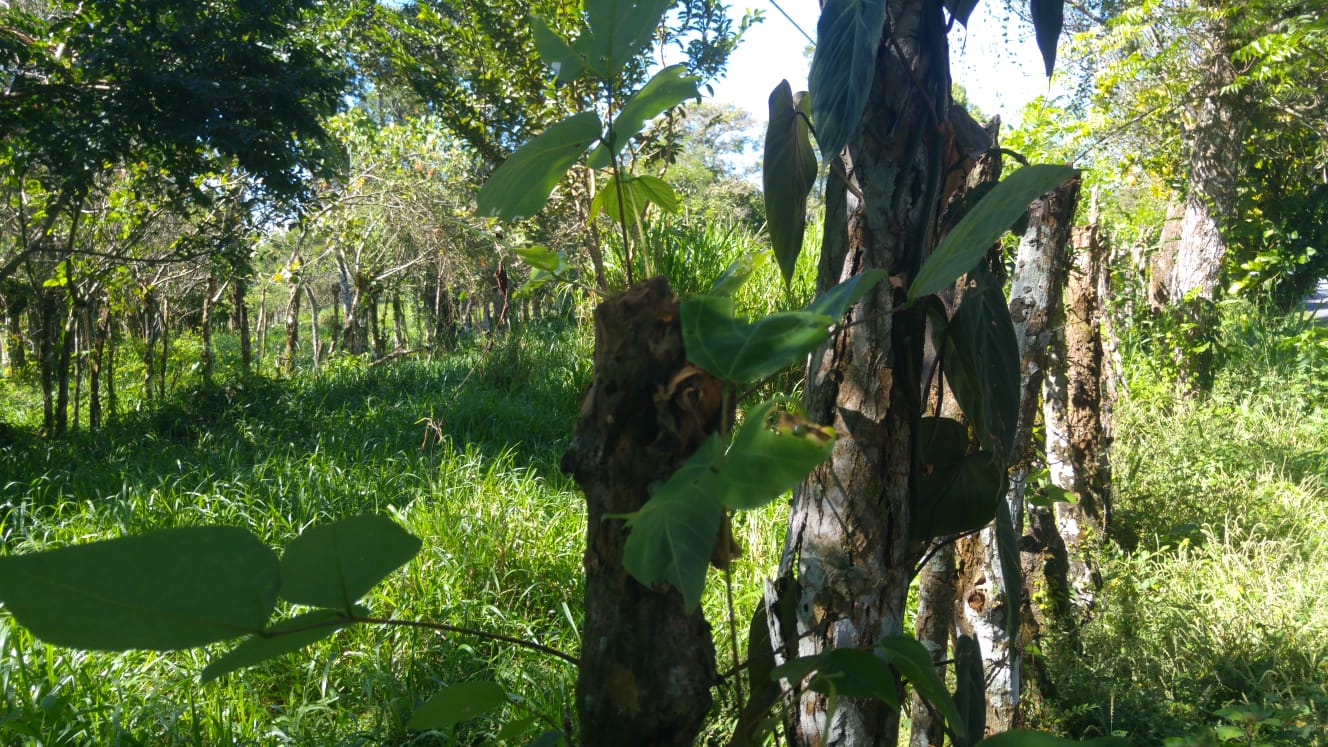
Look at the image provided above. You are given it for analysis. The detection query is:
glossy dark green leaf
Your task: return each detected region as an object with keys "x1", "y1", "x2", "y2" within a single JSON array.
[
  {"x1": 202, "y1": 608, "x2": 358, "y2": 683},
  {"x1": 682, "y1": 295, "x2": 831, "y2": 383},
  {"x1": 1030, "y1": 0, "x2": 1065, "y2": 77},
  {"x1": 733, "y1": 605, "x2": 781, "y2": 747},
  {"x1": 617, "y1": 436, "x2": 726, "y2": 611},
  {"x1": 588, "y1": 64, "x2": 700, "y2": 168},
  {"x1": 912, "y1": 449, "x2": 1004, "y2": 540},
  {"x1": 407, "y1": 680, "x2": 508, "y2": 731},
  {"x1": 976, "y1": 731, "x2": 1129, "y2": 747},
  {"x1": 943, "y1": 266, "x2": 1020, "y2": 458},
  {"x1": 805, "y1": 269, "x2": 887, "y2": 320},
  {"x1": 280, "y1": 514, "x2": 422, "y2": 611},
  {"x1": 773, "y1": 648, "x2": 899, "y2": 706},
  {"x1": 945, "y1": 0, "x2": 981, "y2": 26},
  {"x1": 530, "y1": 16, "x2": 584, "y2": 85},
  {"x1": 809, "y1": 0, "x2": 888, "y2": 161},
  {"x1": 763, "y1": 81, "x2": 818, "y2": 283},
  {"x1": 708, "y1": 250, "x2": 770, "y2": 298},
  {"x1": 909, "y1": 164, "x2": 1077, "y2": 301},
  {"x1": 953, "y1": 635, "x2": 985, "y2": 747},
  {"x1": 879, "y1": 636, "x2": 966, "y2": 743},
  {"x1": 580, "y1": 0, "x2": 676, "y2": 78},
  {"x1": 994, "y1": 499, "x2": 1021, "y2": 642},
  {"x1": 0, "y1": 526, "x2": 278, "y2": 650},
  {"x1": 720, "y1": 398, "x2": 835, "y2": 510},
  {"x1": 476, "y1": 111, "x2": 602, "y2": 221}
]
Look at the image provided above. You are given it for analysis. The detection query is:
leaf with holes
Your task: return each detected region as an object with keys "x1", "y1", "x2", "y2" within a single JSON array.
[
  {"x1": 909, "y1": 164, "x2": 1077, "y2": 302},
  {"x1": 682, "y1": 295, "x2": 831, "y2": 383},
  {"x1": 279, "y1": 514, "x2": 422, "y2": 611},
  {"x1": 764, "y1": 81, "x2": 818, "y2": 283},
  {"x1": 809, "y1": 0, "x2": 888, "y2": 161},
  {"x1": 0, "y1": 526, "x2": 278, "y2": 650},
  {"x1": 476, "y1": 111, "x2": 602, "y2": 221},
  {"x1": 719, "y1": 398, "x2": 834, "y2": 510}
]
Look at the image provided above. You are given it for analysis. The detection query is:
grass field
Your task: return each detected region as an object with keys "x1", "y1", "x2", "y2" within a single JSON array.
[{"x1": 4, "y1": 301, "x2": 1328, "y2": 745}]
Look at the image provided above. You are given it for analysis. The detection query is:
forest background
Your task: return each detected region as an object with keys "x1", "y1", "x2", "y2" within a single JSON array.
[{"x1": 1, "y1": 0, "x2": 1327, "y2": 744}]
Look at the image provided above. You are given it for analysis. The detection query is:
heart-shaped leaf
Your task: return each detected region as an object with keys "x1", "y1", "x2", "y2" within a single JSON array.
[
  {"x1": 280, "y1": 514, "x2": 422, "y2": 611},
  {"x1": 0, "y1": 526, "x2": 278, "y2": 650},
  {"x1": 476, "y1": 111, "x2": 602, "y2": 221},
  {"x1": 616, "y1": 436, "x2": 726, "y2": 611},
  {"x1": 764, "y1": 81, "x2": 818, "y2": 283},
  {"x1": 682, "y1": 295, "x2": 831, "y2": 383},
  {"x1": 943, "y1": 266, "x2": 1020, "y2": 459},
  {"x1": 809, "y1": 0, "x2": 888, "y2": 161}
]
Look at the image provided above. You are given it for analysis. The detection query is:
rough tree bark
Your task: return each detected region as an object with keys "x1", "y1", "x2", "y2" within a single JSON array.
[
  {"x1": 954, "y1": 178, "x2": 1081, "y2": 734},
  {"x1": 769, "y1": 2, "x2": 950, "y2": 743},
  {"x1": 1165, "y1": 10, "x2": 1245, "y2": 304},
  {"x1": 283, "y1": 279, "x2": 301, "y2": 376},
  {"x1": 560, "y1": 277, "x2": 723, "y2": 747}
]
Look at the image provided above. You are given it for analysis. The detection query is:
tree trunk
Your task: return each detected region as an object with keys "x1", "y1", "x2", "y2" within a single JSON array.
[
  {"x1": 233, "y1": 273, "x2": 250, "y2": 374},
  {"x1": 769, "y1": 4, "x2": 950, "y2": 744},
  {"x1": 89, "y1": 300, "x2": 109, "y2": 430},
  {"x1": 284, "y1": 281, "x2": 301, "y2": 376},
  {"x1": 560, "y1": 277, "x2": 723, "y2": 746},
  {"x1": 201, "y1": 275, "x2": 216, "y2": 387},
  {"x1": 1166, "y1": 11, "x2": 1244, "y2": 304},
  {"x1": 953, "y1": 178, "x2": 1080, "y2": 734},
  {"x1": 305, "y1": 285, "x2": 321, "y2": 370},
  {"x1": 38, "y1": 288, "x2": 59, "y2": 435},
  {"x1": 391, "y1": 291, "x2": 406, "y2": 351}
]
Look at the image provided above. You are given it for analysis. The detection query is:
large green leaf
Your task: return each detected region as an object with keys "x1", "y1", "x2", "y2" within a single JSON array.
[
  {"x1": 579, "y1": 0, "x2": 676, "y2": 79},
  {"x1": 808, "y1": 0, "x2": 888, "y2": 161},
  {"x1": 994, "y1": 499, "x2": 1021, "y2": 643},
  {"x1": 806, "y1": 269, "x2": 887, "y2": 320},
  {"x1": 617, "y1": 436, "x2": 726, "y2": 611},
  {"x1": 475, "y1": 111, "x2": 602, "y2": 221},
  {"x1": 530, "y1": 16, "x2": 584, "y2": 85},
  {"x1": 202, "y1": 608, "x2": 360, "y2": 683},
  {"x1": 0, "y1": 526, "x2": 278, "y2": 650},
  {"x1": 879, "y1": 636, "x2": 966, "y2": 743},
  {"x1": 763, "y1": 81, "x2": 818, "y2": 283},
  {"x1": 682, "y1": 295, "x2": 831, "y2": 383},
  {"x1": 407, "y1": 680, "x2": 508, "y2": 731},
  {"x1": 943, "y1": 266, "x2": 1020, "y2": 458},
  {"x1": 589, "y1": 173, "x2": 680, "y2": 227},
  {"x1": 953, "y1": 635, "x2": 985, "y2": 747},
  {"x1": 912, "y1": 448, "x2": 1005, "y2": 540},
  {"x1": 588, "y1": 64, "x2": 700, "y2": 168},
  {"x1": 1030, "y1": 0, "x2": 1065, "y2": 77},
  {"x1": 976, "y1": 731, "x2": 1129, "y2": 747},
  {"x1": 908, "y1": 164, "x2": 1077, "y2": 302},
  {"x1": 772, "y1": 648, "x2": 899, "y2": 706},
  {"x1": 720, "y1": 398, "x2": 835, "y2": 510},
  {"x1": 708, "y1": 250, "x2": 770, "y2": 298},
  {"x1": 733, "y1": 605, "x2": 781, "y2": 747},
  {"x1": 280, "y1": 514, "x2": 422, "y2": 611}
]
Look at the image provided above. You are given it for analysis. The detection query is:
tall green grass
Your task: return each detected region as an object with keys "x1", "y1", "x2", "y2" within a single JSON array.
[{"x1": 1037, "y1": 302, "x2": 1328, "y2": 744}]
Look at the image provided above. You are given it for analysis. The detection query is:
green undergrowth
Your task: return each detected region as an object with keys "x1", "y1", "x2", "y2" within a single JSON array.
[
  {"x1": 1038, "y1": 303, "x2": 1328, "y2": 744},
  {"x1": 0, "y1": 324, "x2": 598, "y2": 745},
  {"x1": 0, "y1": 319, "x2": 789, "y2": 745}
]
